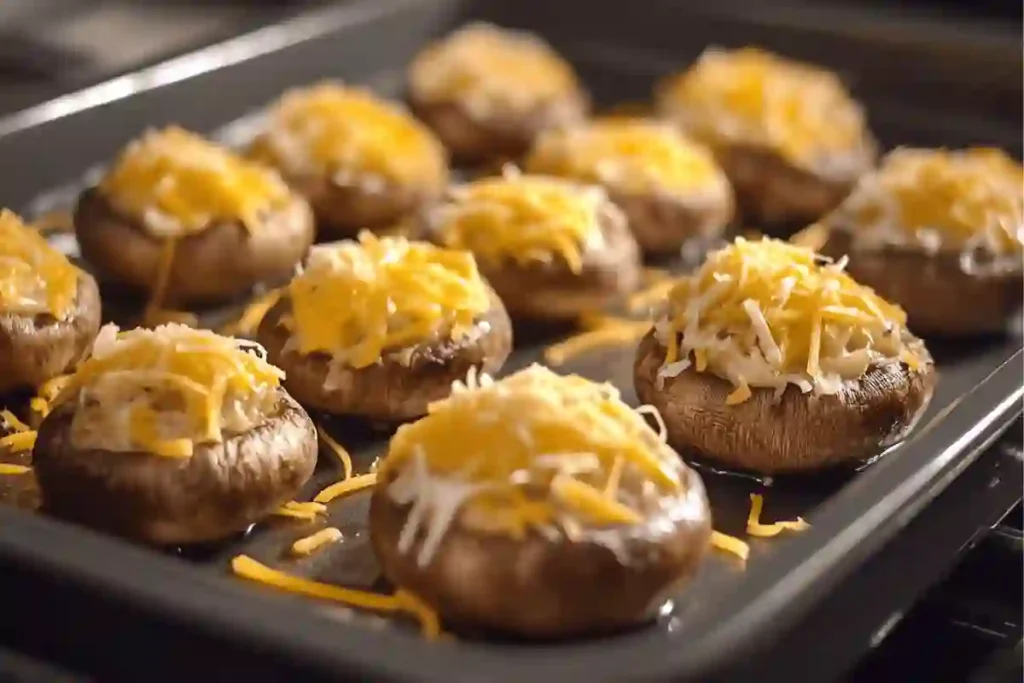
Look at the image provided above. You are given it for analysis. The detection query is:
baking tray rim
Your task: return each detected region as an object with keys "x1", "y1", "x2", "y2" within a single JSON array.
[{"x1": 0, "y1": 0, "x2": 1022, "y2": 679}]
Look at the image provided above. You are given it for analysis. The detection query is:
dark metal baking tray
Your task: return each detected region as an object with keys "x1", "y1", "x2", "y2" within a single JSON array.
[{"x1": 0, "y1": 0, "x2": 1021, "y2": 681}]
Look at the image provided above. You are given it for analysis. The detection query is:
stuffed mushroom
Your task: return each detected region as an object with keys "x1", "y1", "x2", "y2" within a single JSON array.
[
  {"x1": 634, "y1": 236, "x2": 936, "y2": 473},
  {"x1": 258, "y1": 232, "x2": 512, "y2": 422},
  {"x1": 370, "y1": 364, "x2": 712, "y2": 637},
  {"x1": 821, "y1": 147, "x2": 1023, "y2": 336},
  {"x1": 656, "y1": 47, "x2": 876, "y2": 230},
  {"x1": 75, "y1": 127, "x2": 314, "y2": 313},
  {"x1": 407, "y1": 23, "x2": 589, "y2": 163},
  {"x1": 421, "y1": 172, "x2": 642, "y2": 321},
  {"x1": 250, "y1": 83, "x2": 449, "y2": 241},
  {"x1": 0, "y1": 210, "x2": 101, "y2": 394},
  {"x1": 32, "y1": 324, "x2": 318, "y2": 545},
  {"x1": 525, "y1": 119, "x2": 734, "y2": 255}
]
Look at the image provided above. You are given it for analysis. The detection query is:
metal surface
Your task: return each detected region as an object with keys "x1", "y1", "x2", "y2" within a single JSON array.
[{"x1": 0, "y1": 1, "x2": 1021, "y2": 681}]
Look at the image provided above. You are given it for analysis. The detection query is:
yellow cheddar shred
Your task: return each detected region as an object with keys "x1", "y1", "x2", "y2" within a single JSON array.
[
  {"x1": 290, "y1": 527, "x2": 343, "y2": 556},
  {"x1": 273, "y1": 501, "x2": 328, "y2": 522},
  {"x1": 0, "y1": 432, "x2": 36, "y2": 452},
  {"x1": 656, "y1": 237, "x2": 929, "y2": 401},
  {"x1": 433, "y1": 173, "x2": 613, "y2": 275},
  {"x1": 316, "y1": 426, "x2": 353, "y2": 481},
  {"x1": 835, "y1": 147, "x2": 1024, "y2": 256},
  {"x1": 219, "y1": 288, "x2": 282, "y2": 338},
  {"x1": 0, "y1": 463, "x2": 31, "y2": 475},
  {"x1": 660, "y1": 47, "x2": 868, "y2": 169},
  {"x1": 409, "y1": 23, "x2": 579, "y2": 115},
  {"x1": 379, "y1": 365, "x2": 685, "y2": 554},
  {"x1": 51, "y1": 324, "x2": 283, "y2": 458},
  {"x1": 746, "y1": 493, "x2": 810, "y2": 538},
  {"x1": 101, "y1": 127, "x2": 291, "y2": 237},
  {"x1": 285, "y1": 232, "x2": 491, "y2": 369},
  {"x1": 231, "y1": 554, "x2": 441, "y2": 639},
  {"x1": 1, "y1": 410, "x2": 31, "y2": 434},
  {"x1": 253, "y1": 83, "x2": 446, "y2": 187},
  {"x1": 0, "y1": 209, "x2": 80, "y2": 319},
  {"x1": 711, "y1": 530, "x2": 750, "y2": 562},
  {"x1": 526, "y1": 119, "x2": 727, "y2": 196},
  {"x1": 313, "y1": 473, "x2": 378, "y2": 505},
  {"x1": 543, "y1": 315, "x2": 652, "y2": 367}
]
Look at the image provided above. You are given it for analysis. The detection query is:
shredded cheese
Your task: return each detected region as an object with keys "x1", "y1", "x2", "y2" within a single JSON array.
[
  {"x1": 231, "y1": 554, "x2": 441, "y2": 639},
  {"x1": 834, "y1": 147, "x2": 1024, "y2": 259},
  {"x1": 655, "y1": 236, "x2": 928, "y2": 401},
  {"x1": 746, "y1": 493, "x2": 810, "y2": 537},
  {"x1": 219, "y1": 288, "x2": 282, "y2": 337},
  {"x1": 789, "y1": 222, "x2": 830, "y2": 252},
  {"x1": 525, "y1": 119, "x2": 727, "y2": 197},
  {"x1": 659, "y1": 47, "x2": 868, "y2": 171},
  {"x1": 0, "y1": 209, "x2": 80, "y2": 318},
  {"x1": 252, "y1": 82, "x2": 447, "y2": 188},
  {"x1": 543, "y1": 315, "x2": 652, "y2": 366},
  {"x1": 273, "y1": 501, "x2": 328, "y2": 522},
  {"x1": 1, "y1": 410, "x2": 31, "y2": 434},
  {"x1": 316, "y1": 426, "x2": 353, "y2": 480},
  {"x1": 50, "y1": 323, "x2": 283, "y2": 458},
  {"x1": 379, "y1": 364, "x2": 686, "y2": 564},
  {"x1": 408, "y1": 22, "x2": 580, "y2": 117},
  {"x1": 431, "y1": 172, "x2": 617, "y2": 275},
  {"x1": 291, "y1": 527, "x2": 343, "y2": 556},
  {"x1": 711, "y1": 530, "x2": 750, "y2": 562},
  {"x1": 283, "y1": 232, "x2": 491, "y2": 370},
  {"x1": 101, "y1": 126, "x2": 292, "y2": 237},
  {"x1": 0, "y1": 432, "x2": 36, "y2": 452},
  {"x1": 0, "y1": 463, "x2": 31, "y2": 475},
  {"x1": 313, "y1": 473, "x2": 378, "y2": 504}
]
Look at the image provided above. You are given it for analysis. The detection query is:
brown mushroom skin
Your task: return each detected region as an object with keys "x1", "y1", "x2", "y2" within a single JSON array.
[
  {"x1": 420, "y1": 206, "x2": 642, "y2": 322},
  {"x1": 258, "y1": 289, "x2": 513, "y2": 422},
  {"x1": 369, "y1": 465, "x2": 712, "y2": 637},
  {"x1": 824, "y1": 230, "x2": 1023, "y2": 337},
  {"x1": 249, "y1": 134, "x2": 449, "y2": 242},
  {"x1": 74, "y1": 187, "x2": 315, "y2": 307},
  {"x1": 716, "y1": 144, "x2": 874, "y2": 233},
  {"x1": 634, "y1": 330, "x2": 936, "y2": 473},
  {"x1": 607, "y1": 188, "x2": 734, "y2": 256},
  {"x1": 32, "y1": 390, "x2": 317, "y2": 546},
  {"x1": 0, "y1": 272, "x2": 101, "y2": 394},
  {"x1": 409, "y1": 92, "x2": 589, "y2": 164}
]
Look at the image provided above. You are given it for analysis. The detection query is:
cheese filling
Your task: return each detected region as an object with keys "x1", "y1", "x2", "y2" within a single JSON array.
[
  {"x1": 526, "y1": 120, "x2": 729, "y2": 198},
  {"x1": 253, "y1": 83, "x2": 447, "y2": 189},
  {"x1": 660, "y1": 47, "x2": 869, "y2": 173},
  {"x1": 283, "y1": 232, "x2": 491, "y2": 373},
  {"x1": 408, "y1": 22, "x2": 580, "y2": 118},
  {"x1": 429, "y1": 172, "x2": 616, "y2": 275},
  {"x1": 0, "y1": 210, "x2": 80, "y2": 318},
  {"x1": 53, "y1": 324, "x2": 283, "y2": 457},
  {"x1": 100, "y1": 127, "x2": 292, "y2": 238},
  {"x1": 655, "y1": 237, "x2": 927, "y2": 403},
  {"x1": 830, "y1": 147, "x2": 1024, "y2": 269},
  {"x1": 379, "y1": 365, "x2": 690, "y2": 566}
]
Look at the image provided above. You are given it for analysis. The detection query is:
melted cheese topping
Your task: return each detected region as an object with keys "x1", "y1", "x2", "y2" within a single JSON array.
[
  {"x1": 0, "y1": 209, "x2": 80, "y2": 319},
  {"x1": 101, "y1": 127, "x2": 292, "y2": 237},
  {"x1": 660, "y1": 47, "x2": 868, "y2": 171},
  {"x1": 656, "y1": 237, "x2": 926, "y2": 402},
  {"x1": 526, "y1": 120, "x2": 727, "y2": 197},
  {"x1": 379, "y1": 365, "x2": 686, "y2": 566},
  {"x1": 430, "y1": 173, "x2": 615, "y2": 274},
  {"x1": 52, "y1": 324, "x2": 283, "y2": 457},
  {"x1": 283, "y1": 232, "x2": 491, "y2": 370},
  {"x1": 834, "y1": 147, "x2": 1024, "y2": 259},
  {"x1": 409, "y1": 23, "x2": 580, "y2": 117},
  {"x1": 253, "y1": 83, "x2": 447, "y2": 188}
]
